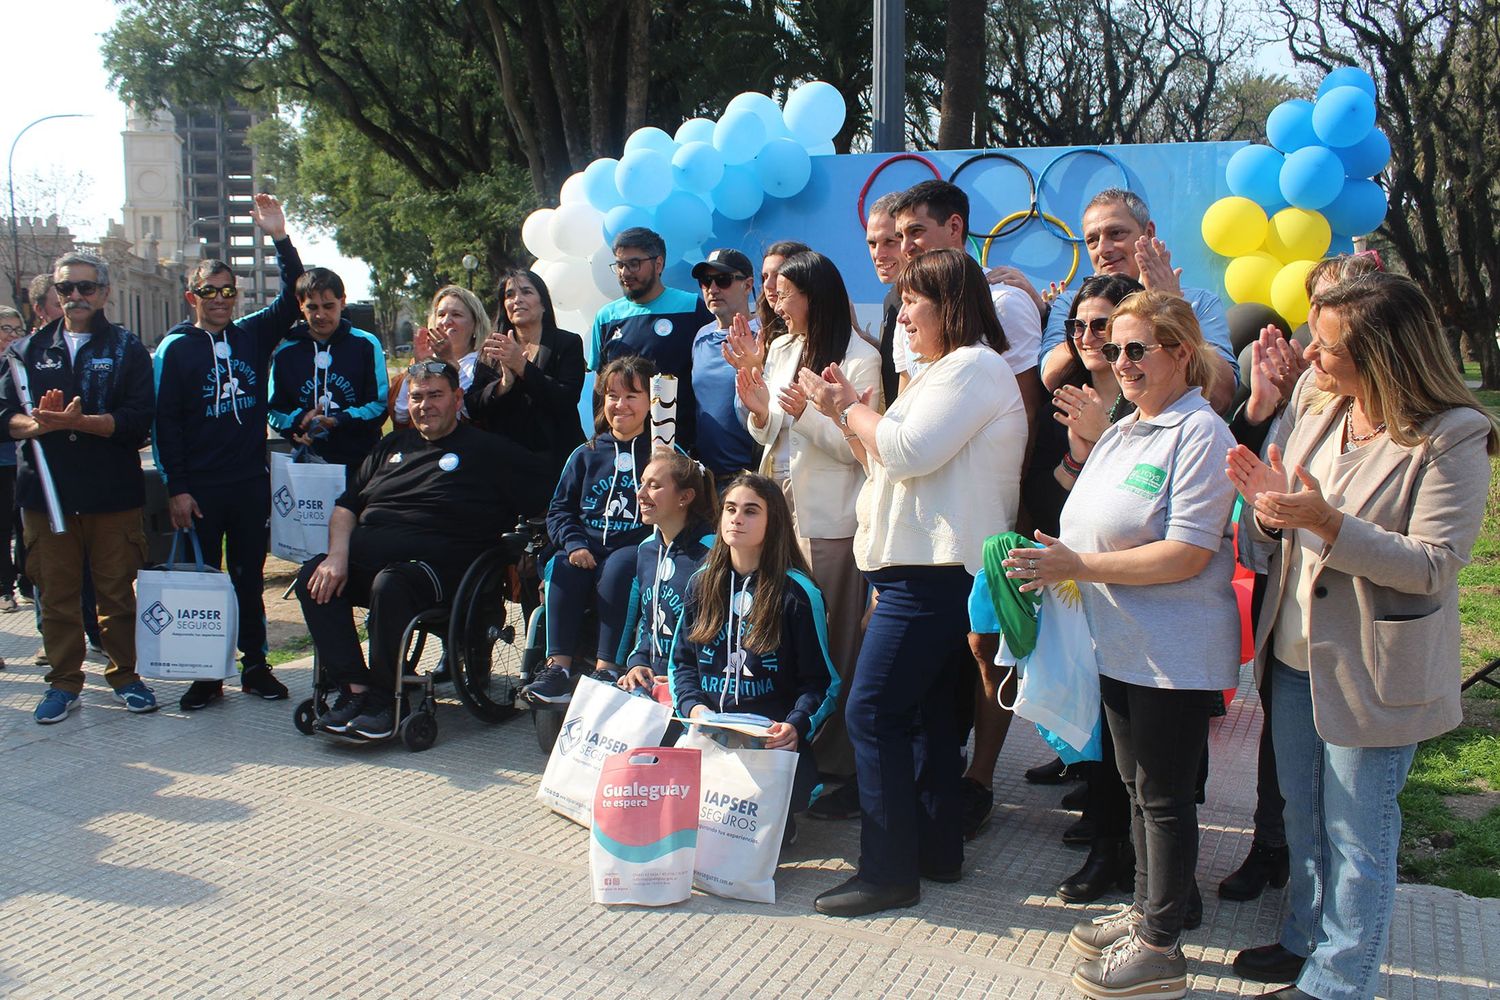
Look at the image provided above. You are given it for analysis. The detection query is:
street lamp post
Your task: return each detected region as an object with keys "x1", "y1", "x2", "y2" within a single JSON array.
[
  {"x1": 462, "y1": 253, "x2": 479, "y2": 290},
  {"x1": 7, "y1": 113, "x2": 89, "y2": 313}
]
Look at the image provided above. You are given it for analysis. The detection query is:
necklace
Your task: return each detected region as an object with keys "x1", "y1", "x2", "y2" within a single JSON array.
[{"x1": 1343, "y1": 399, "x2": 1386, "y2": 450}]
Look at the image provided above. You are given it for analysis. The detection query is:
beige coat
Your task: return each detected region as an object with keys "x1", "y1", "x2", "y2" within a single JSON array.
[{"x1": 1248, "y1": 377, "x2": 1494, "y2": 747}]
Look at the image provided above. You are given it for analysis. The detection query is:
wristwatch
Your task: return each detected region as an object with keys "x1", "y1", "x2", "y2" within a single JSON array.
[{"x1": 838, "y1": 400, "x2": 858, "y2": 428}]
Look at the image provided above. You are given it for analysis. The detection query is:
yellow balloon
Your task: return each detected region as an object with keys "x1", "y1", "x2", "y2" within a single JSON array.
[
  {"x1": 1224, "y1": 252, "x2": 1283, "y2": 305},
  {"x1": 1270, "y1": 260, "x2": 1319, "y2": 326},
  {"x1": 1265, "y1": 208, "x2": 1332, "y2": 263},
  {"x1": 1201, "y1": 196, "x2": 1269, "y2": 258}
]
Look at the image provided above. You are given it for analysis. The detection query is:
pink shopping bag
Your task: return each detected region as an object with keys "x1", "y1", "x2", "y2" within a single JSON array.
[{"x1": 590, "y1": 747, "x2": 701, "y2": 906}]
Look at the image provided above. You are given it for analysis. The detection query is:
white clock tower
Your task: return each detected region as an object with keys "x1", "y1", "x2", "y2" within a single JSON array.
[{"x1": 121, "y1": 106, "x2": 186, "y2": 262}]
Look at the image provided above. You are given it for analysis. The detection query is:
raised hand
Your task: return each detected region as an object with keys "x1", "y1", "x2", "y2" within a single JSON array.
[
  {"x1": 1052, "y1": 383, "x2": 1109, "y2": 445},
  {"x1": 1225, "y1": 442, "x2": 1289, "y2": 507},
  {"x1": 800, "y1": 362, "x2": 857, "y2": 419},
  {"x1": 1134, "y1": 236, "x2": 1183, "y2": 297},
  {"x1": 735, "y1": 365, "x2": 772, "y2": 422},
  {"x1": 249, "y1": 193, "x2": 288, "y2": 241},
  {"x1": 413, "y1": 326, "x2": 434, "y2": 361},
  {"x1": 721, "y1": 313, "x2": 765, "y2": 370}
]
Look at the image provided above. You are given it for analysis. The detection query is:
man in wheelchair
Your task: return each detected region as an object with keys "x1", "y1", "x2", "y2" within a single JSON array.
[{"x1": 296, "y1": 360, "x2": 548, "y2": 739}]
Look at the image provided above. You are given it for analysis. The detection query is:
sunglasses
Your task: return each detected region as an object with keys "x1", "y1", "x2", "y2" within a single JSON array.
[
  {"x1": 1064, "y1": 317, "x2": 1109, "y2": 338},
  {"x1": 1100, "y1": 341, "x2": 1165, "y2": 365},
  {"x1": 191, "y1": 285, "x2": 239, "y2": 300},
  {"x1": 54, "y1": 281, "x2": 104, "y2": 297},
  {"x1": 609, "y1": 256, "x2": 659, "y2": 274},
  {"x1": 698, "y1": 273, "x2": 744, "y2": 290},
  {"x1": 407, "y1": 360, "x2": 454, "y2": 379}
]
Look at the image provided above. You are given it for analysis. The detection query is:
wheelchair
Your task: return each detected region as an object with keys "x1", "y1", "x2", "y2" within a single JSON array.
[{"x1": 292, "y1": 523, "x2": 537, "y2": 751}]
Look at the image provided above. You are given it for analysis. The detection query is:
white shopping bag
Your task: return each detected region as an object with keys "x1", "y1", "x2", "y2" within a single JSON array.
[
  {"x1": 1010, "y1": 581, "x2": 1101, "y2": 756},
  {"x1": 590, "y1": 746, "x2": 701, "y2": 906},
  {"x1": 270, "y1": 452, "x2": 345, "y2": 563},
  {"x1": 676, "y1": 726, "x2": 797, "y2": 903},
  {"x1": 135, "y1": 531, "x2": 239, "y2": 681},
  {"x1": 537, "y1": 676, "x2": 672, "y2": 826}
]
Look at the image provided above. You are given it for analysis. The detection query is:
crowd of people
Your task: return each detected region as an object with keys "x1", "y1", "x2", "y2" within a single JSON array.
[{"x1": 1, "y1": 177, "x2": 1494, "y2": 1000}]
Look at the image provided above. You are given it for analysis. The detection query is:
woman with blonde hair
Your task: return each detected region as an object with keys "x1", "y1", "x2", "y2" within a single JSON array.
[
  {"x1": 390, "y1": 285, "x2": 488, "y2": 428},
  {"x1": 1227, "y1": 272, "x2": 1497, "y2": 1000},
  {"x1": 1010, "y1": 290, "x2": 1240, "y2": 999}
]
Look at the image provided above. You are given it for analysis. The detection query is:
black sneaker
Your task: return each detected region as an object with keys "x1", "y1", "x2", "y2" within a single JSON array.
[
  {"x1": 960, "y1": 777, "x2": 995, "y2": 840},
  {"x1": 241, "y1": 664, "x2": 289, "y2": 700},
  {"x1": 592, "y1": 665, "x2": 620, "y2": 685},
  {"x1": 808, "y1": 780, "x2": 862, "y2": 821},
  {"x1": 348, "y1": 698, "x2": 396, "y2": 740},
  {"x1": 523, "y1": 663, "x2": 575, "y2": 705},
  {"x1": 180, "y1": 680, "x2": 224, "y2": 711},
  {"x1": 316, "y1": 689, "x2": 363, "y2": 733}
]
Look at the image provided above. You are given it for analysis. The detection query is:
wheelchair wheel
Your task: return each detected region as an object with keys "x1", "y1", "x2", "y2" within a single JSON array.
[
  {"x1": 401, "y1": 709, "x2": 437, "y2": 752},
  {"x1": 293, "y1": 698, "x2": 317, "y2": 735},
  {"x1": 448, "y1": 549, "x2": 526, "y2": 724},
  {"x1": 534, "y1": 706, "x2": 565, "y2": 754}
]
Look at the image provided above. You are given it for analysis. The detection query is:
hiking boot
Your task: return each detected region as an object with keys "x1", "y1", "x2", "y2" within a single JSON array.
[{"x1": 1072, "y1": 929, "x2": 1187, "y2": 999}]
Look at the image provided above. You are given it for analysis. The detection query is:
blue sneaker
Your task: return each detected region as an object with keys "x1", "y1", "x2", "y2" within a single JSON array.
[
  {"x1": 113, "y1": 681, "x2": 159, "y2": 714},
  {"x1": 34, "y1": 688, "x2": 81, "y2": 724}
]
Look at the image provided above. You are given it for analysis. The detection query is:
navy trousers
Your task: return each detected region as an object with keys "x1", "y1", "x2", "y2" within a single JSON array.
[
  {"x1": 192, "y1": 478, "x2": 271, "y2": 668},
  {"x1": 544, "y1": 545, "x2": 637, "y2": 663},
  {"x1": 846, "y1": 565, "x2": 973, "y2": 886}
]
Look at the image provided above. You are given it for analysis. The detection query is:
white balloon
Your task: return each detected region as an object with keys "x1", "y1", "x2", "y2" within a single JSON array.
[
  {"x1": 521, "y1": 209, "x2": 563, "y2": 262},
  {"x1": 551, "y1": 202, "x2": 606, "y2": 260},
  {"x1": 559, "y1": 172, "x2": 589, "y2": 205},
  {"x1": 549, "y1": 256, "x2": 599, "y2": 311},
  {"x1": 589, "y1": 248, "x2": 620, "y2": 300}
]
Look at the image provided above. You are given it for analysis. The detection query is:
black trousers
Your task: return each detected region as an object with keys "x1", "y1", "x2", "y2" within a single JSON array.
[
  {"x1": 1100, "y1": 675, "x2": 1212, "y2": 947},
  {"x1": 296, "y1": 554, "x2": 449, "y2": 698},
  {"x1": 193, "y1": 479, "x2": 271, "y2": 668}
]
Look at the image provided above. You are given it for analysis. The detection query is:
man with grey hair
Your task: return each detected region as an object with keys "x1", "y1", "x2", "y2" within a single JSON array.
[
  {"x1": 1036, "y1": 188, "x2": 1237, "y2": 411},
  {"x1": 0, "y1": 250, "x2": 158, "y2": 723}
]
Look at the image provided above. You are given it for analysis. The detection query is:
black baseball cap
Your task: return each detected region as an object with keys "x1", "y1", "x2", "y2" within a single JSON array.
[{"x1": 691, "y1": 248, "x2": 754, "y2": 282}]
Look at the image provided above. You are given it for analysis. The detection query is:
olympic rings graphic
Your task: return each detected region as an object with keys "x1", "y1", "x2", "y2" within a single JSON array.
[
  {"x1": 856, "y1": 153, "x2": 942, "y2": 229},
  {"x1": 979, "y1": 211, "x2": 1082, "y2": 293},
  {"x1": 1033, "y1": 147, "x2": 1129, "y2": 243},
  {"x1": 948, "y1": 151, "x2": 1036, "y2": 239}
]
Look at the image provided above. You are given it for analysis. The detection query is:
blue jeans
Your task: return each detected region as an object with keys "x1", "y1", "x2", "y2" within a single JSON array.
[{"x1": 1271, "y1": 659, "x2": 1416, "y2": 1000}]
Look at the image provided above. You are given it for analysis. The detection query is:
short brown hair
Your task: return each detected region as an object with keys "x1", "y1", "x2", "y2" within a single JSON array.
[
  {"x1": 893, "y1": 248, "x2": 1008, "y2": 358},
  {"x1": 1108, "y1": 290, "x2": 1218, "y2": 396}
]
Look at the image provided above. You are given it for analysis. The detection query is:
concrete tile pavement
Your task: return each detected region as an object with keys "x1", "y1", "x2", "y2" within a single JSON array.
[{"x1": 1, "y1": 607, "x2": 1496, "y2": 999}]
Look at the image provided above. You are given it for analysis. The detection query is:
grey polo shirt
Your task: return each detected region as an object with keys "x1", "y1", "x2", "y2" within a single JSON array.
[{"x1": 1058, "y1": 388, "x2": 1241, "y2": 691}]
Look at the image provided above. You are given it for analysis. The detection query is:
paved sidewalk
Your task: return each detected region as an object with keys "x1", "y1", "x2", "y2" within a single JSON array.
[{"x1": 2, "y1": 609, "x2": 1496, "y2": 999}]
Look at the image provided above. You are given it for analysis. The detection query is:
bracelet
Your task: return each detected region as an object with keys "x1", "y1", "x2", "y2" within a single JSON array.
[
  {"x1": 843, "y1": 433, "x2": 858, "y2": 442},
  {"x1": 1060, "y1": 450, "x2": 1085, "y2": 476},
  {"x1": 838, "y1": 401, "x2": 858, "y2": 428}
]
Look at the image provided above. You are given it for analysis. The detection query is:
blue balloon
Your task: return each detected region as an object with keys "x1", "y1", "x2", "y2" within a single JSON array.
[
  {"x1": 713, "y1": 110, "x2": 767, "y2": 165},
  {"x1": 1279, "y1": 146, "x2": 1345, "y2": 210},
  {"x1": 624, "y1": 126, "x2": 677, "y2": 158},
  {"x1": 1312, "y1": 86, "x2": 1376, "y2": 148},
  {"x1": 674, "y1": 118, "x2": 716, "y2": 145},
  {"x1": 672, "y1": 141, "x2": 725, "y2": 193},
  {"x1": 712, "y1": 164, "x2": 764, "y2": 220},
  {"x1": 614, "y1": 149, "x2": 673, "y2": 207},
  {"x1": 754, "y1": 138, "x2": 812, "y2": 198},
  {"x1": 1225, "y1": 145, "x2": 1286, "y2": 210},
  {"x1": 806, "y1": 139, "x2": 836, "y2": 156},
  {"x1": 602, "y1": 203, "x2": 657, "y2": 243},
  {"x1": 725, "y1": 92, "x2": 787, "y2": 137},
  {"x1": 654, "y1": 190, "x2": 713, "y2": 248},
  {"x1": 783, "y1": 81, "x2": 846, "y2": 146},
  {"x1": 1319, "y1": 178, "x2": 1387, "y2": 236},
  {"x1": 1326, "y1": 234, "x2": 1355, "y2": 256},
  {"x1": 1266, "y1": 99, "x2": 1319, "y2": 154},
  {"x1": 1334, "y1": 128, "x2": 1390, "y2": 178},
  {"x1": 1317, "y1": 66, "x2": 1377, "y2": 100},
  {"x1": 582, "y1": 157, "x2": 625, "y2": 212}
]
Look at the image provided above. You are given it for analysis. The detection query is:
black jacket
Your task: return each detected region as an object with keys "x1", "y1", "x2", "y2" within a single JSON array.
[
  {"x1": 467, "y1": 325, "x2": 587, "y2": 494},
  {"x1": 0, "y1": 314, "x2": 154, "y2": 514}
]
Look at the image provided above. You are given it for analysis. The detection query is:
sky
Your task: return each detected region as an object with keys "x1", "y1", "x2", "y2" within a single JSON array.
[{"x1": 3, "y1": 0, "x2": 372, "y2": 299}]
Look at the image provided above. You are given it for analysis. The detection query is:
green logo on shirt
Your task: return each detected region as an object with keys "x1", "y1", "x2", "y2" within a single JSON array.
[{"x1": 1121, "y1": 463, "x2": 1167, "y2": 497}]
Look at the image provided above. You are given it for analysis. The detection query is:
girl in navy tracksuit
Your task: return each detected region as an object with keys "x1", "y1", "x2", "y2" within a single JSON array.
[
  {"x1": 669, "y1": 473, "x2": 841, "y2": 817},
  {"x1": 526, "y1": 356, "x2": 656, "y2": 704},
  {"x1": 615, "y1": 451, "x2": 717, "y2": 691}
]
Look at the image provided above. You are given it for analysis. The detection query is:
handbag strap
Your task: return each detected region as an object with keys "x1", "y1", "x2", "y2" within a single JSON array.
[{"x1": 167, "y1": 529, "x2": 208, "y2": 570}]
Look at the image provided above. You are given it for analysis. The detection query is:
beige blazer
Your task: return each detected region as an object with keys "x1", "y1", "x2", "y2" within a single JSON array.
[
  {"x1": 747, "y1": 330, "x2": 880, "y2": 539},
  {"x1": 1249, "y1": 376, "x2": 1494, "y2": 747}
]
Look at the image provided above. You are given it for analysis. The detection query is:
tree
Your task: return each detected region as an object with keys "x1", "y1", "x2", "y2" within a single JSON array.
[
  {"x1": 938, "y1": 0, "x2": 988, "y2": 148},
  {"x1": 1274, "y1": 0, "x2": 1500, "y2": 388}
]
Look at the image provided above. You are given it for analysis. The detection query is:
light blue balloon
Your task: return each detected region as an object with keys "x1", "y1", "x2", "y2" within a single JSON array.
[
  {"x1": 1334, "y1": 127, "x2": 1390, "y2": 178},
  {"x1": 754, "y1": 138, "x2": 812, "y2": 198},
  {"x1": 783, "y1": 81, "x2": 846, "y2": 146},
  {"x1": 602, "y1": 203, "x2": 657, "y2": 242},
  {"x1": 1319, "y1": 178, "x2": 1386, "y2": 236},
  {"x1": 582, "y1": 157, "x2": 625, "y2": 212},
  {"x1": 713, "y1": 110, "x2": 767, "y2": 165},
  {"x1": 1266, "y1": 99, "x2": 1319, "y2": 154},
  {"x1": 672, "y1": 141, "x2": 725, "y2": 193},
  {"x1": 624, "y1": 126, "x2": 677, "y2": 158},
  {"x1": 807, "y1": 139, "x2": 836, "y2": 156},
  {"x1": 1279, "y1": 146, "x2": 1346, "y2": 210},
  {"x1": 712, "y1": 164, "x2": 764, "y2": 220},
  {"x1": 614, "y1": 149, "x2": 673, "y2": 207},
  {"x1": 1312, "y1": 86, "x2": 1376, "y2": 148},
  {"x1": 1326, "y1": 234, "x2": 1355, "y2": 257},
  {"x1": 655, "y1": 190, "x2": 714, "y2": 248},
  {"x1": 1225, "y1": 145, "x2": 1286, "y2": 210},
  {"x1": 674, "y1": 118, "x2": 716, "y2": 145},
  {"x1": 725, "y1": 92, "x2": 786, "y2": 137},
  {"x1": 1317, "y1": 66, "x2": 1377, "y2": 100}
]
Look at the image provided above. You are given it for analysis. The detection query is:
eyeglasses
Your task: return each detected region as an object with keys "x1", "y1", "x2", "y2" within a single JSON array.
[
  {"x1": 407, "y1": 360, "x2": 454, "y2": 379},
  {"x1": 609, "y1": 256, "x2": 659, "y2": 274},
  {"x1": 698, "y1": 273, "x2": 743, "y2": 290},
  {"x1": 190, "y1": 284, "x2": 239, "y2": 300},
  {"x1": 1064, "y1": 317, "x2": 1109, "y2": 338},
  {"x1": 54, "y1": 281, "x2": 104, "y2": 297},
  {"x1": 1100, "y1": 341, "x2": 1165, "y2": 365},
  {"x1": 0, "y1": 323, "x2": 24, "y2": 336}
]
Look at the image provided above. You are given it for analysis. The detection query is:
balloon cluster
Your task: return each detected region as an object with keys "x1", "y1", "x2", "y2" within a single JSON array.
[
  {"x1": 518, "y1": 82, "x2": 846, "y2": 322},
  {"x1": 1200, "y1": 67, "x2": 1389, "y2": 325}
]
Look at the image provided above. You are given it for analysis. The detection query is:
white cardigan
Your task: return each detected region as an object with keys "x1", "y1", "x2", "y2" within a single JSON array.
[
  {"x1": 855, "y1": 343, "x2": 1027, "y2": 575},
  {"x1": 747, "y1": 329, "x2": 881, "y2": 539}
]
